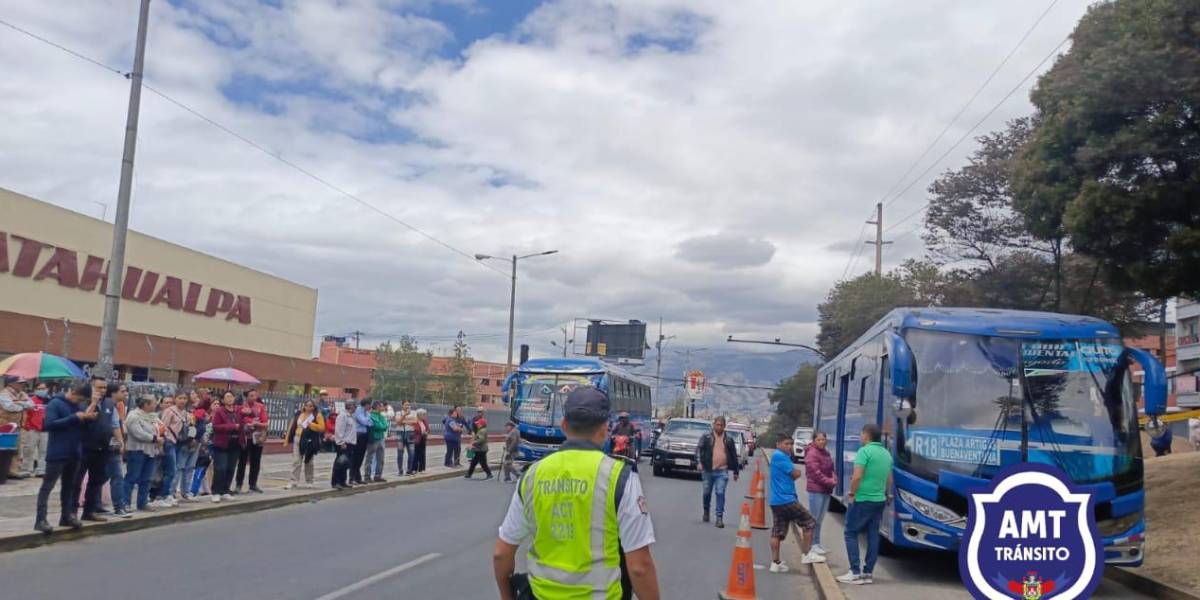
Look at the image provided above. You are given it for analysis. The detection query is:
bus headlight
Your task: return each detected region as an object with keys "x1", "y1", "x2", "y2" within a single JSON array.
[
  {"x1": 1097, "y1": 512, "x2": 1142, "y2": 538},
  {"x1": 899, "y1": 489, "x2": 965, "y2": 528}
]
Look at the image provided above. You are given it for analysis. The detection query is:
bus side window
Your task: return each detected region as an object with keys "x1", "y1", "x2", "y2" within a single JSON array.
[{"x1": 859, "y1": 376, "x2": 869, "y2": 407}]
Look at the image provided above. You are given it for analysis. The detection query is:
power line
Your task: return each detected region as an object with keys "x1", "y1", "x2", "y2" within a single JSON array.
[
  {"x1": 878, "y1": 0, "x2": 1063, "y2": 212},
  {"x1": 0, "y1": 15, "x2": 508, "y2": 278},
  {"x1": 837, "y1": 1, "x2": 1063, "y2": 280},
  {"x1": 881, "y1": 33, "x2": 1072, "y2": 236}
]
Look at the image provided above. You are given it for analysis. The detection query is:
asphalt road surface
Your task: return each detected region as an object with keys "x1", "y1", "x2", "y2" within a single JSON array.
[{"x1": 0, "y1": 462, "x2": 813, "y2": 599}]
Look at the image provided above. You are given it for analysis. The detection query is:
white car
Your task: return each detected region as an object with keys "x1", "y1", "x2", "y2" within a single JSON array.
[
  {"x1": 792, "y1": 427, "x2": 813, "y2": 463},
  {"x1": 731, "y1": 431, "x2": 749, "y2": 468}
]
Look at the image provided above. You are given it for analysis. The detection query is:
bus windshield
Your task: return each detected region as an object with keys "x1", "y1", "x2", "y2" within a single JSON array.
[
  {"x1": 901, "y1": 329, "x2": 1139, "y2": 486},
  {"x1": 513, "y1": 373, "x2": 597, "y2": 427}
]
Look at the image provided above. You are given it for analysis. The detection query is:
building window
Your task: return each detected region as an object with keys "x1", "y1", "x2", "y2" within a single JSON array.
[{"x1": 481, "y1": 378, "x2": 490, "y2": 386}]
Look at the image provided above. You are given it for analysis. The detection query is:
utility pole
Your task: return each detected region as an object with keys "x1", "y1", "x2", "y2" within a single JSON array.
[
  {"x1": 95, "y1": 0, "x2": 151, "y2": 381},
  {"x1": 353, "y1": 330, "x2": 363, "y2": 350},
  {"x1": 61, "y1": 318, "x2": 72, "y2": 359},
  {"x1": 864, "y1": 202, "x2": 892, "y2": 276},
  {"x1": 506, "y1": 255, "x2": 517, "y2": 373}
]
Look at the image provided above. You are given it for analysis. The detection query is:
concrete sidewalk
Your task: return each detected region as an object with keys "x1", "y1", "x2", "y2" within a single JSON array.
[{"x1": 0, "y1": 443, "x2": 510, "y2": 550}]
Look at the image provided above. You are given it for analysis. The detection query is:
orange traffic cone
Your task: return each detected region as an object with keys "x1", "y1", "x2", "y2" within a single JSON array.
[
  {"x1": 744, "y1": 460, "x2": 762, "y2": 500},
  {"x1": 718, "y1": 502, "x2": 759, "y2": 600},
  {"x1": 749, "y1": 466, "x2": 768, "y2": 530}
]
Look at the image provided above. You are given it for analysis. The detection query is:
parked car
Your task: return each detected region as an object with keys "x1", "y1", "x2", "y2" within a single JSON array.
[
  {"x1": 731, "y1": 430, "x2": 749, "y2": 468},
  {"x1": 792, "y1": 426, "x2": 814, "y2": 463},
  {"x1": 651, "y1": 418, "x2": 711, "y2": 477},
  {"x1": 726, "y1": 421, "x2": 756, "y2": 455}
]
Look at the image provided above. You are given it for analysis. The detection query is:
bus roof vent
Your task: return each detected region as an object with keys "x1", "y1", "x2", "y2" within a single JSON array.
[{"x1": 995, "y1": 329, "x2": 1040, "y2": 336}]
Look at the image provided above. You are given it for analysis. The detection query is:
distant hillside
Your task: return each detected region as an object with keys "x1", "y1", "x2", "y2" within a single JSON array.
[{"x1": 627, "y1": 346, "x2": 821, "y2": 420}]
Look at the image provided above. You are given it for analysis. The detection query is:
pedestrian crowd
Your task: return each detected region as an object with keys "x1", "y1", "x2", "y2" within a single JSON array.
[{"x1": 0, "y1": 374, "x2": 483, "y2": 535}]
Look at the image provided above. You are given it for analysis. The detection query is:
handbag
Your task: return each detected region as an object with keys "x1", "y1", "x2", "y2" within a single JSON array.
[
  {"x1": 465, "y1": 447, "x2": 476, "y2": 460},
  {"x1": 300, "y1": 428, "x2": 322, "y2": 455}
]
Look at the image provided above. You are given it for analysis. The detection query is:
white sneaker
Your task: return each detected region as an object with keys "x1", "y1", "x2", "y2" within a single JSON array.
[
  {"x1": 801, "y1": 551, "x2": 827, "y2": 564},
  {"x1": 861, "y1": 573, "x2": 874, "y2": 584},
  {"x1": 769, "y1": 561, "x2": 790, "y2": 573},
  {"x1": 284, "y1": 483, "x2": 295, "y2": 490},
  {"x1": 812, "y1": 544, "x2": 828, "y2": 555},
  {"x1": 221, "y1": 494, "x2": 234, "y2": 501},
  {"x1": 211, "y1": 495, "x2": 221, "y2": 504},
  {"x1": 836, "y1": 571, "x2": 865, "y2": 585}
]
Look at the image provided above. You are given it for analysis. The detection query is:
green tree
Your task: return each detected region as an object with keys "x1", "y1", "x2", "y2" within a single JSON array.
[
  {"x1": 443, "y1": 331, "x2": 477, "y2": 406},
  {"x1": 372, "y1": 336, "x2": 432, "y2": 403},
  {"x1": 816, "y1": 272, "x2": 919, "y2": 360},
  {"x1": 763, "y1": 364, "x2": 818, "y2": 447},
  {"x1": 1014, "y1": 0, "x2": 1200, "y2": 299}
]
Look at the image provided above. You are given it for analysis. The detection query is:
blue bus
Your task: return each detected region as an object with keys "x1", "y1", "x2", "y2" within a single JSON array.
[
  {"x1": 814, "y1": 308, "x2": 1167, "y2": 566},
  {"x1": 502, "y1": 358, "x2": 652, "y2": 462}
]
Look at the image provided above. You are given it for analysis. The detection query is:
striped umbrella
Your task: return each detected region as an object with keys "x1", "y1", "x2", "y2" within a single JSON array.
[
  {"x1": 0, "y1": 352, "x2": 86, "y2": 381},
  {"x1": 193, "y1": 367, "x2": 261, "y2": 386}
]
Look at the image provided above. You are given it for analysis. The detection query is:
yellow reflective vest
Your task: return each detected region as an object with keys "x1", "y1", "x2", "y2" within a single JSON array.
[{"x1": 521, "y1": 448, "x2": 626, "y2": 599}]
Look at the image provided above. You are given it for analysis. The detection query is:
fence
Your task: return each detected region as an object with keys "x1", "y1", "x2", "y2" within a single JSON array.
[{"x1": 259, "y1": 394, "x2": 511, "y2": 439}]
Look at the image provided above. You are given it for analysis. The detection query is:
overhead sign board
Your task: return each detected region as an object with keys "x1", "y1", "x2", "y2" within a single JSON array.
[{"x1": 685, "y1": 369, "x2": 706, "y2": 401}]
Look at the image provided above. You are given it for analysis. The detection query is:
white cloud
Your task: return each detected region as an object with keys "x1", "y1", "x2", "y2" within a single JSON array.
[{"x1": 0, "y1": 0, "x2": 1094, "y2": 363}]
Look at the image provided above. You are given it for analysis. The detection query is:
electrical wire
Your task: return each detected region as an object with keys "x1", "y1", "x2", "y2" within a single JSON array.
[
  {"x1": 0, "y1": 15, "x2": 508, "y2": 278},
  {"x1": 878, "y1": 0, "x2": 1063, "y2": 212},
  {"x1": 880, "y1": 33, "x2": 1072, "y2": 236}
]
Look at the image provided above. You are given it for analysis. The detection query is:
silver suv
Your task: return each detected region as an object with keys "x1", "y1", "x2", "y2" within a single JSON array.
[
  {"x1": 651, "y1": 418, "x2": 711, "y2": 477},
  {"x1": 792, "y1": 427, "x2": 813, "y2": 464}
]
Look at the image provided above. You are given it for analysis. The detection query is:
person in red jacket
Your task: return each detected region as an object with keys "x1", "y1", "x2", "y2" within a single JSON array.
[
  {"x1": 234, "y1": 390, "x2": 268, "y2": 494},
  {"x1": 208, "y1": 392, "x2": 242, "y2": 503},
  {"x1": 804, "y1": 431, "x2": 836, "y2": 555}
]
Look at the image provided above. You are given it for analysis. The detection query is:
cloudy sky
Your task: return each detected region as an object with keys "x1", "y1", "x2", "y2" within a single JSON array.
[{"x1": 0, "y1": 0, "x2": 1094, "y2": 362}]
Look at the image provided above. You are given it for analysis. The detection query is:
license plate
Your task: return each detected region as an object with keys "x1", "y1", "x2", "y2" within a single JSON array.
[{"x1": 674, "y1": 458, "x2": 691, "y2": 467}]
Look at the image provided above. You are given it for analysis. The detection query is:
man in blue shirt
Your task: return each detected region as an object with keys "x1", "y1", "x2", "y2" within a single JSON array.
[{"x1": 767, "y1": 434, "x2": 824, "y2": 572}]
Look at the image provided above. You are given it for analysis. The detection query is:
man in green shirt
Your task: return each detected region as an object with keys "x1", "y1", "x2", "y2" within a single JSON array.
[{"x1": 836, "y1": 423, "x2": 893, "y2": 586}]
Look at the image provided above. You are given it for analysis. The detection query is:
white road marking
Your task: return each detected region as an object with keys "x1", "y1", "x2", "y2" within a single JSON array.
[{"x1": 312, "y1": 552, "x2": 442, "y2": 600}]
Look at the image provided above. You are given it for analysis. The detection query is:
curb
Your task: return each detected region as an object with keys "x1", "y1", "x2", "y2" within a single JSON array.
[
  {"x1": 0, "y1": 464, "x2": 497, "y2": 554},
  {"x1": 809, "y1": 561, "x2": 845, "y2": 600},
  {"x1": 1105, "y1": 567, "x2": 1200, "y2": 600}
]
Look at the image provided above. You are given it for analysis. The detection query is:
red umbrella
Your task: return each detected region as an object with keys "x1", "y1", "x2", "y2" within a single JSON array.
[{"x1": 192, "y1": 367, "x2": 260, "y2": 386}]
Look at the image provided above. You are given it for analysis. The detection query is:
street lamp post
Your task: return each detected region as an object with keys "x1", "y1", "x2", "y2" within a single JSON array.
[{"x1": 476, "y1": 250, "x2": 558, "y2": 375}]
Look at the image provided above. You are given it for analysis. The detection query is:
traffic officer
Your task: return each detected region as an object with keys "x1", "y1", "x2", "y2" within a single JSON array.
[{"x1": 493, "y1": 387, "x2": 661, "y2": 600}]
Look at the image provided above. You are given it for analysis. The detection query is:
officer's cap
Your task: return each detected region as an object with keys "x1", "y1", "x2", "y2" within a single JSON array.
[{"x1": 563, "y1": 387, "x2": 610, "y2": 423}]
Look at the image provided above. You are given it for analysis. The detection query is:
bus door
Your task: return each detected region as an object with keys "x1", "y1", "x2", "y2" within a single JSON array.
[{"x1": 835, "y1": 373, "x2": 851, "y2": 497}]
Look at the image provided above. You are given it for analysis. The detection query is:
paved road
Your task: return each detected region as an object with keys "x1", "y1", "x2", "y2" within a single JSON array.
[
  {"x1": 812, "y1": 493, "x2": 1153, "y2": 599},
  {"x1": 0, "y1": 460, "x2": 813, "y2": 599}
]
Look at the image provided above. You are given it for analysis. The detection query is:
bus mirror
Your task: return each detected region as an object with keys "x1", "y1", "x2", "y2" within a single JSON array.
[
  {"x1": 1126, "y1": 347, "x2": 1167, "y2": 416},
  {"x1": 886, "y1": 331, "x2": 916, "y2": 399}
]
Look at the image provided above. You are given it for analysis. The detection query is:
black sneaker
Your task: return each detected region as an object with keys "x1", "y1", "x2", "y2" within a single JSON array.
[
  {"x1": 248, "y1": 487, "x2": 264, "y2": 494},
  {"x1": 113, "y1": 509, "x2": 133, "y2": 519},
  {"x1": 59, "y1": 516, "x2": 83, "y2": 530},
  {"x1": 702, "y1": 511, "x2": 710, "y2": 523},
  {"x1": 81, "y1": 513, "x2": 108, "y2": 523},
  {"x1": 715, "y1": 517, "x2": 725, "y2": 529},
  {"x1": 34, "y1": 520, "x2": 53, "y2": 534},
  {"x1": 94, "y1": 506, "x2": 113, "y2": 515}
]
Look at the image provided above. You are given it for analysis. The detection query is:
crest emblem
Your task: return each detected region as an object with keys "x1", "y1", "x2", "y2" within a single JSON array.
[{"x1": 958, "y1": 463, "x2": 1103, "y2": 600}]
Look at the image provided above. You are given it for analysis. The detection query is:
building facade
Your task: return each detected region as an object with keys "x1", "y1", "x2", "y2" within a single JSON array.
[
  {"x1": 1125, "y1": 327, "x2": 1178, "y2": 411},
  {"x1": 0, "y1": 187, "x2": 371, "y2": 395},
  {"x1": 1176, "y1": 298, "x2": 1200, "y2": 408},
  {"x1": 318, "y1": 337, "x2": 509, "y2": 405}
]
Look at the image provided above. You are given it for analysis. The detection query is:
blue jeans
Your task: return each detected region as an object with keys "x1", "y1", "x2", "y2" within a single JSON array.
[
  {"x1": 395, "y1": 431, "x2": 414, "y2": 474},
  {"x1": 124, "y1": 451, "x2": 160, "y2": 510},
  {"x1": 702, "y1": 469, "x2": 730, "y2": 518},
  {"x1": 844, "y1": 501, "x2": 886, "y2": 575},
  {"x1": 104, "y1": 450, "x2": 126, "y2": 510},
  {"x1": 808, "y1": 492, "x2": 831, "y2": 546},
  {"x1": 176, "y1": 443, "x2": 199, "y2": 497},
  {"x1": 160, "y1": 442, "x2": 177, "y2": 499}
]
